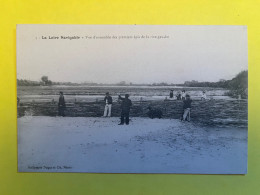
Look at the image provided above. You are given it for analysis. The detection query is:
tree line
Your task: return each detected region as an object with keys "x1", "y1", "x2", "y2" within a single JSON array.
[
  {"x1": 183, "y1": 70, "x2": 248, "y2": 99},
  {"x1": 17, "y1": 70, "x2": 248, "y2": 99},
  {"x1": 17, "y1": 76, "x2": 52, "y2": 86}
]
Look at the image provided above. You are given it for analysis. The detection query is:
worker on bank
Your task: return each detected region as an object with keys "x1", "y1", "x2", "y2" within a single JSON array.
[
  {"x1": 103, "y1": 92, "x2": 113, "y2": 117},
  {"x1": 118, "y1": 94, "x2": 132, "y2": 125},
  {"x1": 181, "y1": 90, "x2": 186, "y2": 100},
  {"x1": 201, "y1": 90, "x2": 207, "y2": 100},
  {"x1": 58, "y1": 91, "x2": 66, "y2": 117},
  {"x1": 181, "y1": 94, "x2": 192, "y2": 122},
  {"x1": 169, "y1": 90, "x2": 174, "y2": 98}
]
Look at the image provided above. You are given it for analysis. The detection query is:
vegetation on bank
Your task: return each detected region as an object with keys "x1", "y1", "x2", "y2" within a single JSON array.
[
  {"x1": 182, "y1": 70, "x2": 248, "y2": 99},
  {"x1": 17, "y1": 76, "x2": 53, "y2": 86},
  {"x1": 17, "y1": 70, "x2": 248, "y2": 99},
  {"x1": 224, "y1": 70, "x2": 248, "y2": 99}
]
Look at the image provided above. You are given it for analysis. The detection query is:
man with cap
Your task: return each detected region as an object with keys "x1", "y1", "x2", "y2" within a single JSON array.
[
  {"x1": 103, "y1": 92, "x2": 113, "y2": 117},
  {"x1": 118, "y1": 94, "x2": 132, "y2": 125},
  {"x1": 169, "y1": 90, "x2": 174, "y2": 98},
  {"x1": 58, "y1": 91, "x2": 66, "y2": 117},
  {"x1": 182, "y1": 94, "x2": 192, "y2": 121}
]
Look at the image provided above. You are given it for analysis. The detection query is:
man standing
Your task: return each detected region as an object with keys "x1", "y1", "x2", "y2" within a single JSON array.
[
  {"x1": 182, "y1": 94, "x2": 192, "y2": 121},
  {"x1": 176, "y1": 91, "x2": 182, "y2": 100},
  {"x1": 103, "y1": 92, "x2": 113, "y2": 117},
  {"x1": 181, "y1": 90, "x2": 186, "y2": 100},
  {"x1": 118, "y1": 94, "x2": 132, "y2": 125},
  {"x1": 169, "y1": 90, "x2": 174, "y2": 98},
  {"x1": 201, "y1": 90, "x2": 207, "y2": 100},
  {"x1": 58, "y1": 91, "x2": 66, "y2": 117}
]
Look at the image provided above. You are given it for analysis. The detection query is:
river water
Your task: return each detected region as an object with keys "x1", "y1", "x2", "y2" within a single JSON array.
[{"x1": 18, "y1": 85, "x2": 234, "y2": 103}]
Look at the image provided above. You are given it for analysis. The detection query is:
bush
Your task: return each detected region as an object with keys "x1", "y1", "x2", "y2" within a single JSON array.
[{"x1": 228, "y1": 70, "x2": 248, "y2": 99}]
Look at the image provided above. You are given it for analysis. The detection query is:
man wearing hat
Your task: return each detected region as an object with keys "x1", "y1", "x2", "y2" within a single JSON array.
[
  {"x1": 182, "y1": 94, "x2": 192, "y2": 121},
  {"x1": 118, "y1": 94, "x2": 132, "y2": 125},
  {"x1": 58, "y1": 91, "x2": 66, "y2": 117},
  {"x1": 103, "y1": 92, "x2": 113, "y2": 117}
]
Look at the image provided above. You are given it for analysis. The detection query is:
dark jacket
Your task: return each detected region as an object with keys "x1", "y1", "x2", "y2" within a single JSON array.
[
  {"x1": 183, "y1": 99, "x2": 192, "y2": 109},
  {"x1": 58, "y1": 96, "x2": 66, "y2": 107},
  {"x1": 104, "y1": 96, "x2": 113, "y2": 104},
  {"x1": 176, "y1": 94, "x2": 181, "y2": 100},
  {"x1": 119, "y1": 96, "x2": 132, "y2": 112}
]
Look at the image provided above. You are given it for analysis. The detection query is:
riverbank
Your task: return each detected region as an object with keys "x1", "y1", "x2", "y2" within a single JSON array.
[
  {"x1": 18, "y1": 116, "x2": 247, "y2": 174},
  {"x1": 17, "y1": 99, "x2": 248, "y2": 128}
]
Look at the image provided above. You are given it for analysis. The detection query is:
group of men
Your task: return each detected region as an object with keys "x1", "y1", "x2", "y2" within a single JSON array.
[
  {"x1": 170, "y1": 89, "x2": 206, "y2": 101},
  {"x1": 103, "y1": 91, "x2": 193, "y2": 122},
  {"x1": 103, "y1": 92, "x2": 132, "y2": 125},
  {"x1": 58, "y1": 91, "x2": 132, "y2": 125},
  {"x1": 170, "y1": 90, "x2": 187, "y2": 100},
  {"x1": 169, "y1": 90, "x2": 192, "y2": 121},
  {"x1": 169, "y1": 89, "x2": 207, "y2": 121},
  {"x1": 58, "y1": 90, "x2": 194, "y2": 124}
]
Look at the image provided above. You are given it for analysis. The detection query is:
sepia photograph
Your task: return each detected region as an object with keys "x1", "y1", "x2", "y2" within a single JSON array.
[{"x1": 17, "y1": 25, "x2": 248, "y2": 174}]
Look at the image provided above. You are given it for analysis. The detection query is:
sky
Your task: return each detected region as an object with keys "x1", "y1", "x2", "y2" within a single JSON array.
[{"x1": 17, "y1": 25, "x2": 248, "y2": 84}]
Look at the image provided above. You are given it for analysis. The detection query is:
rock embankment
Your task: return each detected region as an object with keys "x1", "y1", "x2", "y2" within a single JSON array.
[{"x1": 17, "y1": 99, "x2": 247, "y2": 128}]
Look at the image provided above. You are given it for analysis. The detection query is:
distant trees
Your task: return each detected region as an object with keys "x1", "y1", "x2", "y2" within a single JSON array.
[
  {"x1": 183, "y1": 70, "x2": 248, "y2": 99},
  {"x1": 16, "y1": 71, "x2": 248, "y2": 99},
  {"x1": 226, "y1": 70, "x2": 248, "y2": 99},
  {"x1": 41, "y1": 76, "x2": 52, "y2": 85},
  {"x1": 183, "y1": 80, "x2": 230, "y2": 88},
  {"x1": 184, "y1": 80, "x2": 199, "y2": 86},
  {"x1": 17, "y1": 79, "x2": 40, "y2": 86},
  {"x1": 117, "y1": 81, "x2": 127, "y2": 86},
  {"x1": 17, "y1": 76, "x2": 53, "y2": 86},
  {"x1": 151, "y1": 82, "x2": 177, "y2": 86}
]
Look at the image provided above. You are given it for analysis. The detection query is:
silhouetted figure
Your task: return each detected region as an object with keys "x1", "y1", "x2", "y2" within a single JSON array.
[
  {"x1": 103, "y1": 92, "x2": 113, "y2": 117},
  {"x1": 176, "y1": 92, "x2": 181, "y2": 100},
  {"x1": 181, "y1": 90, "x2": 186, "y2": 100},
  {"x1": 147, "y1": 106, "x2": 163, "y2": 119},
  {"x1": 181, "y1": 94, "x2": 192, "y2": 121},
  {"x1": 169, "y1": 90, "x2": 174, "y2": 98},
  {"x1": 201, "y1": 90, "x2": 207, "y2": 100},
  {"x1": 58, "y1": 91, "x2": 66, "y2": 117},
  {"x1": 118, "y1": 94, "x2": 132, "y2": 125}
]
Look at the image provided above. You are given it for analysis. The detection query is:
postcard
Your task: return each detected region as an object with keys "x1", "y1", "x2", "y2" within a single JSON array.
[{"x1": 17, "y1": 25, "x2": 248, "y2": 174}]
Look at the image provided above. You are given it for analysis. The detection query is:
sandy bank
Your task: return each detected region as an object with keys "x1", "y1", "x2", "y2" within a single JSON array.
[{"x1": 18, "y1": 117, "x2": 247, "y2": 174}]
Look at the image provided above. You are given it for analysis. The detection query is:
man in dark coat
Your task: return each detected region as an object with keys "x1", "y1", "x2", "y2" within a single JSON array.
[
  {"x1": 103, "y1": 92, "x2": 113, "y2": 117},
  {"x1": 176, "y1": 91, "x2": 181, "y2": 100},
  {"x1": 181, "y1": 94, "x2": 192, "y2": 121},
  {"x1": 169, "y1": 90, "x2": 174, "y2": 98},
  {"x1": 118, "y1": 94, "x2": 132, "y2": 125},
  {"x1": 58, "y1": 91, "x2": 66, "y2": 117}
]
